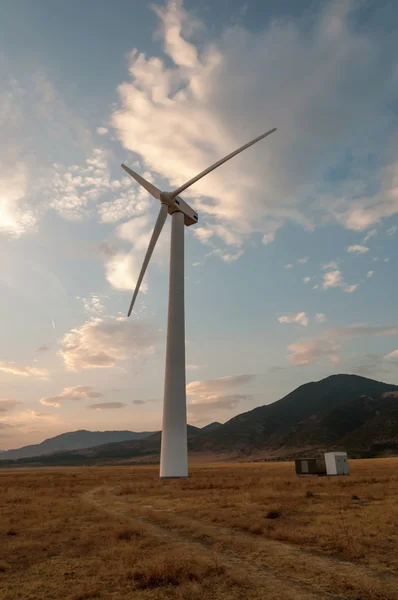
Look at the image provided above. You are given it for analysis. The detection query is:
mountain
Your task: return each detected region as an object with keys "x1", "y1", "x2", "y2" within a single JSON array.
[
  {"x1": 199, "y1": 421, "x2": 222, "y2": 433},
  {"x1": 190, "y1": 374, "x2": 398, "y2": 456},
  {"x1": 0, "y1": 423, "x2": 212, "y2": 466},
  {"x1": 0, "y1": 429, "x2": 155, "y2": 461},
  {"x1": 2, "y1": 375, "x2": 398, "y2": 466}
]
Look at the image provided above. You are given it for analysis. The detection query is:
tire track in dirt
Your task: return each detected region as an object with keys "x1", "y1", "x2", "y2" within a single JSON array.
[{"x1": 83, "y1": 486, "x2": 398, "y2": 600}]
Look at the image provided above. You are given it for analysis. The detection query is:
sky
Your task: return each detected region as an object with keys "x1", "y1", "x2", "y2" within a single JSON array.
[{"x1": 0, "y1": 0, "x2": 398, "y2": 450}]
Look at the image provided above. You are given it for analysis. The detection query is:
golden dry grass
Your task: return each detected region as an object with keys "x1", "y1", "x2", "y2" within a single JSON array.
[{"x1": 1, "y1": 458, "x2": 398, "y2": 599}]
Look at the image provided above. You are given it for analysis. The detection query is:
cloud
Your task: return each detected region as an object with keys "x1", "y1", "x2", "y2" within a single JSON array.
[
  {"x1": 77, "y1": 294, "x2": 105, "y2": 315},
  {"x1": 322, "y1": 261, "x2": 339, "y2": 270},
  {"x1": 303, "y1": 276, "x2": 312, "y2": 284},
  {"x1": 287, "y1": 323, "x2": 398, "y2": 366},
  {"x1": 87, "y1": 402, "x2": 126, "y2": 410},
  {"x1": 132, "y1": 398, "x2": 158, "y2": 405},
  {"x1": 322, "y1": 270, "x2": 342, "y2": 289},
  {"x1": 278, "y1": 312, "x2": 309, "y2": 327},
  {"x1": 0, "y1": 165, "x2": 36, "y2": 237},
  {"x1": 189, "y1": 393, "x2": 252, "y2": 411},
  {"x1": 367, "y1": 270, "x2": 374, "y2": 278},
  {"x1": 97, "y1": 186, "x2": 149, "y2": 223},
  {"x1": 385, "y1": 349, "x2": 398, "y2": 360},
  {"x1": 332, "y1": 324, "x2": 398, "y2": 338},
  {"x1": 0, "y1": 70, "x2": 92, "y2": 239},
  {"x1": 315, "y1": 313, "x2": 327, "y2": 323},
  {"x1": 333, "y1": 162, "x2": 398, "y2": 232},
  {"x1": 287, "y1": 338, "x2": 340, "y2": 366},
  {"x1": 297, "y1": 257, "x2": 308, "y2": 264},
  {"x1": 36, "y1": 345, "x2": 50, "y2": 353},
  {"x1": 284, "y1": 264, "x2": 293, "y2": 270},
  {"x1": 40, "y1": 386, "x2": 102, "y2": 408},
  {"x1": 50, "y1": 148, "x2": 111, "y2": 220},
  {"x1": 186, "y1": 374, "x2": 255, "y2": 396},
  {"x1": 347, "y1": 244, "x2": 369, "y2": 254},
  {"x1": 387, "y1": 226, "x2": 396, "y2": 236},
  {"x1": 363, "y1": 229, "x2": 377, "y2": 243},
  {"x1": 0, "y1": 399, "x2": 18, "y2": 413},
  {"x1": 59, "y1": 317, "x2": 158, "y2": 370},
  {"x1": 97, "y1": 127, "x2": 108, "y2": 135},
  {"x1": 104, "y1": 250, "x2": 146, "y2": 293},
  {"x1": 322, "y1": 269, "x2": 358, "y2": 293},
  {"x1": 0, "y1": 361, "x2": 49, "y2": 379},
  {"x1": 103, "y1": 212, "x2": 169, "y2": 294},
  {"x1": 110, "y1": 0, "x2": 398, "y2": 248},
  {"x1": 187, "y1": 364, "x2": 202, "y2": 371}
]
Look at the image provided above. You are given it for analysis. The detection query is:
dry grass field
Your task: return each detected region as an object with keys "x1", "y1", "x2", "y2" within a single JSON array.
[{"x1": 1, "y1": 458, "x2": 398, "y2": 600}]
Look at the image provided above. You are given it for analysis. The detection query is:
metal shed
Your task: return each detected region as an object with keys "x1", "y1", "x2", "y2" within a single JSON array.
[
  {"x1": 324, "y1": 451, "x2": 349, "y2": 475},
  {"x1": 295, "y1": 457, "x2": 326, "y2": 475}
]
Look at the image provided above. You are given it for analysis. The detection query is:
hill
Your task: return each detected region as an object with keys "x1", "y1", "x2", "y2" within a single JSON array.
[
  {"x1": 190, "y1": 374, "x2": 398, "y2": 457},
  {"x1": 0, "y1": 429, "x2": 155, "y2": 461},
  {"x1": 2, "y1": 375, "x2": 398, "y2": 466}
]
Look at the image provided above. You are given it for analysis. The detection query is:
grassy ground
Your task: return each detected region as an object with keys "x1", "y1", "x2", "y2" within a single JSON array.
[{"x1": 1, "y1": 458, "x2": 398, "y2": 599}]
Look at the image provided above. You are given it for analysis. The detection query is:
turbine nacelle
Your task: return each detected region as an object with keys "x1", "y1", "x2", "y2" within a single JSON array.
[{"x1": 162, "y1": 193, "x2": 198, "y2": 227}]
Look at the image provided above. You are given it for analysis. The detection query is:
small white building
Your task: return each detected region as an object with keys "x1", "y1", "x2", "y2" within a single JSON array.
[{"x1": 324, "y1": 451, "x2": 349, "y2": 476}]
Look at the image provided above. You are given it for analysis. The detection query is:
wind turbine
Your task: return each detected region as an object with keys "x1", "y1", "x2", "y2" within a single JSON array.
[{"x1": 122, "y1": 127, "x2": 276, "y2": 478}]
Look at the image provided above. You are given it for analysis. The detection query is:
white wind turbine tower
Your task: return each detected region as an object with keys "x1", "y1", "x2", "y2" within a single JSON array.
[{"x1": 122, "y1": 127, "x2": 276, "y2": 478}]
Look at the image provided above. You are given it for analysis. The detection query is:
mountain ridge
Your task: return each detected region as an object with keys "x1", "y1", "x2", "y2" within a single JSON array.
[{"x1": 2, "y1": 375, "x2": 398, "y2": 466}]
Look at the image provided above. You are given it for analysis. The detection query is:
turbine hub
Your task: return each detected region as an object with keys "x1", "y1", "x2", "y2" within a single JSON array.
[{"x1": 160, "y1": 191, "x2": 173, "y2": 206}]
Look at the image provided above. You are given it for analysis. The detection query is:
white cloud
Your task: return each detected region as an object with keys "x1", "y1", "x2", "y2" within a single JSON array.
[
  {"x1": 287, "y1": 338, "x2": 340, "y2": 366},
  {"x1": 347, "y1": 244, "x2": 369, "y2": 254},
  {"x1": 367, "y1": 270, "x2": 374, "y2": 278},
  {"x1": 287, "y1": 323, "x2": 398, "y2": 366},
  {"x1": 50, "y1": 148, "x2": 110, "y2": 220},
  {"x1": 97, "y1": 127, "x2": 108, "y2": 135},
  {"x1": 77, "y1": 294, "x2": 105, "y2": 315},
  {"x1": 333, "y1": 162, "x2": 398, "y2": 232},
  {"x1": 333, "y1": 324, "x2": 398, "y2": 338},
  {"x1": 297, "y1": 257, "x2": 308, "y2": 264},
  {"x1": 385, "y1": 349, "x2": 398, "y2": 360},
  {"x1": 322, "y1": 269, "x2": 358, "y2": 293},
  {"x1": 284, "y1": 264, "x2": 293, "y2": 270},
  {"x1": 0, "y1": 361, "x2": 49, "y2": 379},
  {"x1": 97, "y1": 187, "x2": 149, "y2": 223},
  {"x1": 315, "y1": 313, "x2": 327, "y2": 323},
  {"x1": 362, "y1": 229, "x2": 377, "y2": 243},
  {"x1": 303, "y1": 276, "x2": 312, "y2": 283},
  {"x1": 189, "y1": 393, "x2": 251, "y2": 411},
  {"x1": 58, "y1": 317, "x2": 158, "y2": 370},
  {"x1": 186, "y1": 374, "x2": 255, "y2": 396},
  {"x1": 278, "y1": 312, "x2": 309, "y2": 327},
  {"x1": 322, "y1": 270, "x2": 343, "y2": 289},
  {"x1": 322, "y1": 261, "x2": 338, "y2": 270},
  {"x1": 104, "y1": 250, "x2": 146, "y2": 293},
  {"x1": 0, "y1": 165, "x2": 36, "y2": 237},
  {"x1": 40, "y1": 386, "x2": 102, "y2": 408},
  {"x1": 387, "y1": 226, "x2": 396, "y2": 236},
  {"x1": 110, "y1": 0, "x2": 398, "y2": 246}
]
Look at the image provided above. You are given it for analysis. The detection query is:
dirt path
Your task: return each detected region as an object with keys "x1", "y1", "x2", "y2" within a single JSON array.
[{"x1": 83, "y1": 486, "x2": 398, "y2": 600}]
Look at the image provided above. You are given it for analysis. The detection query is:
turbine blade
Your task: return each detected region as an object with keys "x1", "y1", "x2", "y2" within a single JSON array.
[
  {"x1": 121, "y1": 164, "x2": 161, "y2": 200},
  {"x1": 170, "y1": 128, "x2": 276, "y2": 198},
  {"x1": 127, "y1": 203, "x2": 168, "y2": 317}
]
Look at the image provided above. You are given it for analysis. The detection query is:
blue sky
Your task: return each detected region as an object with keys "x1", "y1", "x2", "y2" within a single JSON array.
[{"x1": 1, "y1": 0, "x2": 398, "y2": 449}]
